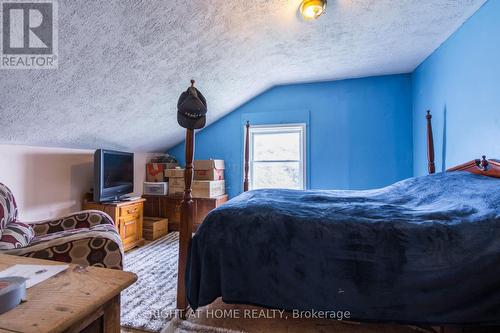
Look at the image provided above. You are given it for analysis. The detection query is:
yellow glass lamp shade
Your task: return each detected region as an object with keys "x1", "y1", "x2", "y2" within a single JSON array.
[{"x1": 300, "y1": 0, "x2": 327, "y2": 20}]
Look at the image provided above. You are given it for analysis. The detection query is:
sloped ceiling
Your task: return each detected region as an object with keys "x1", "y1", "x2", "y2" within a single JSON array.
[{"x1": 0, "y1": 0, "x2": 486, "y2": 152}]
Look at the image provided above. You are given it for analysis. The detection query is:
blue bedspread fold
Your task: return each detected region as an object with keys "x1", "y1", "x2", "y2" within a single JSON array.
[{"x1": 186, "y1": 172, "x2": 500, "y2": 325}]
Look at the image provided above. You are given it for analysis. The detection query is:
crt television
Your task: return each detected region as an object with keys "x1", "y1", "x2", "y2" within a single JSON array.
[{"x1": 94, "y1": 149, "x2": 134, "y2": 202}]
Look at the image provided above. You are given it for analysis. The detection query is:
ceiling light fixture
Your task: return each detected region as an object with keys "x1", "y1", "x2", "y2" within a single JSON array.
[{"x1": 300, "y1": 0, "x2": 327, "y2": 20}]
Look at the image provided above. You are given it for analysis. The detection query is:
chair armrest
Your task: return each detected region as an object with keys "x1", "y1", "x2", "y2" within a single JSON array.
[
  {"x1": 3, "y1": 225, "x2": 123, "y2": 269},
  {"x1": 28, "y1": 210, "x2": 116, "y2": 236}
]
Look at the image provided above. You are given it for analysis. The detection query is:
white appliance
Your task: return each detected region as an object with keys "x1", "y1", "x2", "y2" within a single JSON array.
[{"x1": 143, "y1": 182, "x2": 168, "y2": 196}]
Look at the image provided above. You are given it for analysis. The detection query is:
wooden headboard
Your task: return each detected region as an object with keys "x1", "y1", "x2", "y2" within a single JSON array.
[
  {"x1": 426, "y1": 110, "x2": 500, "y2": 178},
  {"x1": 447, "y1": 157, "x2": 500, "y2": 178}
]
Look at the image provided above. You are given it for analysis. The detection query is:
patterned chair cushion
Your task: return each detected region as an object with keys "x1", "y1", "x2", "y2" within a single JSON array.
[
  {"x1": 29, "y1": 223, "x2": 119, "y2": 245},
  {"x1": 0, "y1": 221, "x2": 35, "y2": 250},
  {"x1": 0, "y1": 206, "x2": 123, "y2": 269},
  {"x1": 31, "y1": 210, "x2": 115, "y2": 236},
  {"x1": 0, "y1": 183, "x2": 18, "y2": 238},
  {"x1": 3, "y1": 224, "x2": 123, "y2": 269}
]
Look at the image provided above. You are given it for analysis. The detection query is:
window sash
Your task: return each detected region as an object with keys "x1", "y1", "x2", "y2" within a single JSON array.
[
  {"x1": 252, "y1": 159, "x2": 301, "y2": 163},
  {"x1": 246, "y1": 123, "x2": 306, "y2": 190}
]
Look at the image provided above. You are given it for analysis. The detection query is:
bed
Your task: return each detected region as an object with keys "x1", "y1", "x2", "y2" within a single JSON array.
[{"x1": 175, "y1": 111, "x2": 500, "y2": 326}]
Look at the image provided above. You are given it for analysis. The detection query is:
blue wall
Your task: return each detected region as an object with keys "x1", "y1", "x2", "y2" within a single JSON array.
[
  {"x1": 168, "y1": 75, "x2": 413, "y2": 198},
  {"x1": 412, "y1": 0, "x2": 500, "y2": 176},
  {"x1": 169, "y1": 2, "x2": 499, "y2": 197}
]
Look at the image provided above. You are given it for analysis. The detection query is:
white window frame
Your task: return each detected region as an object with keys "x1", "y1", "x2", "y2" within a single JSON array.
[{"x1": 244, "y1": 123, "x2": 307, "y2": 190}]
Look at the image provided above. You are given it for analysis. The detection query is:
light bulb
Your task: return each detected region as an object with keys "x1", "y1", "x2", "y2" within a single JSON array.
[{"x1": 300, "y1": 0, "x2": 327, "y2": 20}]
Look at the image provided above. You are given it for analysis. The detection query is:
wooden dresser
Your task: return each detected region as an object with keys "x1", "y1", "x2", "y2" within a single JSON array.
[
  {"x1": 143, "y1": 194, "x2": 228, "y2": 231},
  {"x1": 83, "y1": 198, "x2": 145, "y2": 251}
]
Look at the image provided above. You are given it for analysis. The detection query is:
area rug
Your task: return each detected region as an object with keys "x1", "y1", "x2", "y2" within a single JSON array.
[
  {"x1": 162, "y1": 319, "x2": 244, "y2": 333},
  {"x1": 121, "y1": 232, "x2": 179, "y2": 332}
]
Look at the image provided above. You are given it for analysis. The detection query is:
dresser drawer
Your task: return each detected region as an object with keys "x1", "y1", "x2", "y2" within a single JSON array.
[{"x1": 120, "y1": 203, "x2": 141, "y2": 219}]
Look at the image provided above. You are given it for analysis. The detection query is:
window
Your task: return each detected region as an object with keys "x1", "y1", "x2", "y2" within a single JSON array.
[{"x1": 247, "y1": 124, "x2": 306, "y2": 190}]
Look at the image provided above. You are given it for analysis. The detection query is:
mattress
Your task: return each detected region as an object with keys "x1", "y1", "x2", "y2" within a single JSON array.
[{"x1": 186, "y1": 172, "x2": 500, "y2": 325}]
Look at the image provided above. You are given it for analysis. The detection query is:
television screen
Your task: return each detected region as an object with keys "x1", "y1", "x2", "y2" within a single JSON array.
[
  {"x1": 103, "y1": 152, "x2": 133, "y2": 189},
  {"x1": 94, "y1": 150, "x2": 134, "y2": 202}
]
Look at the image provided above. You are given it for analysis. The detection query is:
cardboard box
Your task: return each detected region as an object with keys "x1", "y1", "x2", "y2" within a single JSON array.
[
  {"x1": 147, "y1": 163, "x2": 178, "y2": 182},
  {"x1": 165, "y1": 168, "x2": 185, "y2": 178},
  {"x1": 143, "y1": 217, "x2": 168, "y2": 240},
  {"x1": 168, "y1": 177, "x2": 184, "y2": 187},
  {"x1": 192, "y1": 180, "x2": 225, "y2": 198},
  {"x1": 194, "y1": 160, "x2": 225, "y2": 181},
  {"x1": 168, "y1": 185, "x2": 184, "y2": 196}
]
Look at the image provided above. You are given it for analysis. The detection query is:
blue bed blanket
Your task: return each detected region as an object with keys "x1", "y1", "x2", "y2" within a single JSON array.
[{"x1": 186, "y1": 172, "x2": 500, "y2": 325}]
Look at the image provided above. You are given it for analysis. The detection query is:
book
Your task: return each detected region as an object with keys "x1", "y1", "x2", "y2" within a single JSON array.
[{"x1": 0, "y1": 264, "x2": 68, "y2": 288}]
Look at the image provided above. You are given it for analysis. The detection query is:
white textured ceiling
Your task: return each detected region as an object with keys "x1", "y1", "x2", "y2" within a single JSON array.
[{"x1": 0, "y1": 0, "x2": 486, "y2": 152}]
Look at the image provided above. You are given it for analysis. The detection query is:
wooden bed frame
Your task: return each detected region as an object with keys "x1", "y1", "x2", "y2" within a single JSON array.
[
  {"x1": 176, "y1": 111, "x2": 500, "y2": 315},
  {"x1": 426, "y1": 110, "x2": 500, "y2": 177}
]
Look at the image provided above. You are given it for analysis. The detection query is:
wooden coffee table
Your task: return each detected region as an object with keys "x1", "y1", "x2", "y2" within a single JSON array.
[{"x1": 0, "y1": 254, "x2": 137, "y2": 333}]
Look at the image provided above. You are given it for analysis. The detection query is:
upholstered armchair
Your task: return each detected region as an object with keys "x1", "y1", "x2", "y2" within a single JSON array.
[{"x1": 0, "y1": 183, "x2": 123, "y2": 269}]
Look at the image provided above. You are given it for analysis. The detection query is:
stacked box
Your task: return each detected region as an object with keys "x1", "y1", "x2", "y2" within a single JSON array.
[
  {"x1": 168, "y1": 186, "x2": 184, "y2": 196},
  {"x1": 192, "y1": 180, "x2": 225, "y2": 198},
  {"x1": 166, "y1": 168, "x2": 185, "y2": 196},
  {"x1": 194, "y1": 160, "x2": 225, "y2": 181},
  {"x1": 146, "y1": 163, "x2": 178, "y2": 182},
  {"x1": 143, "y1": 217, "x2": 168, "y2": 240},
  {"x1": 166, "y1": 167, "x2": 226, "y2": 198},
  {"x1": 165, "y1": 168, "x2": 185, "y2": 178},
  {"x1": 168, "y1": 177, "x2": 184, "y2": 187}
]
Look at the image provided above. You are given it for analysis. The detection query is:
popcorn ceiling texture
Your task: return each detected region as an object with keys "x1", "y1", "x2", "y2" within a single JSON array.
[{"x1": 0, "y1": 0, "x2": 485, "y2": 152}]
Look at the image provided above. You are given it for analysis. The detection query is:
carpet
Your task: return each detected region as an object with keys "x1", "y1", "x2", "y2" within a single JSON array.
[
  {"x1": 121, "y1": 232, "x2": 179, "y2": 332},
  {"x1": 162, "y1": 319, "x2": 244, "y2": 333}
]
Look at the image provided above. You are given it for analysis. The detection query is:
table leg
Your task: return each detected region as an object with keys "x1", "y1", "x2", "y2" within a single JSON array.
[{"x1": 103, "y1": 296, "x2": 121, "y2": 333}]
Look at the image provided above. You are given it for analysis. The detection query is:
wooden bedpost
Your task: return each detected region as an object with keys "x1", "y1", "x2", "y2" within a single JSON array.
[
  {"x1": 243, "y1": 121, "x2": 250, "y2": 192},
  {"x1": 426, "y1": 110, "x2": 436, "y2": 174},
  {"x1": 177, "y1": 128, "x2": 195, "y2": 316}
]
